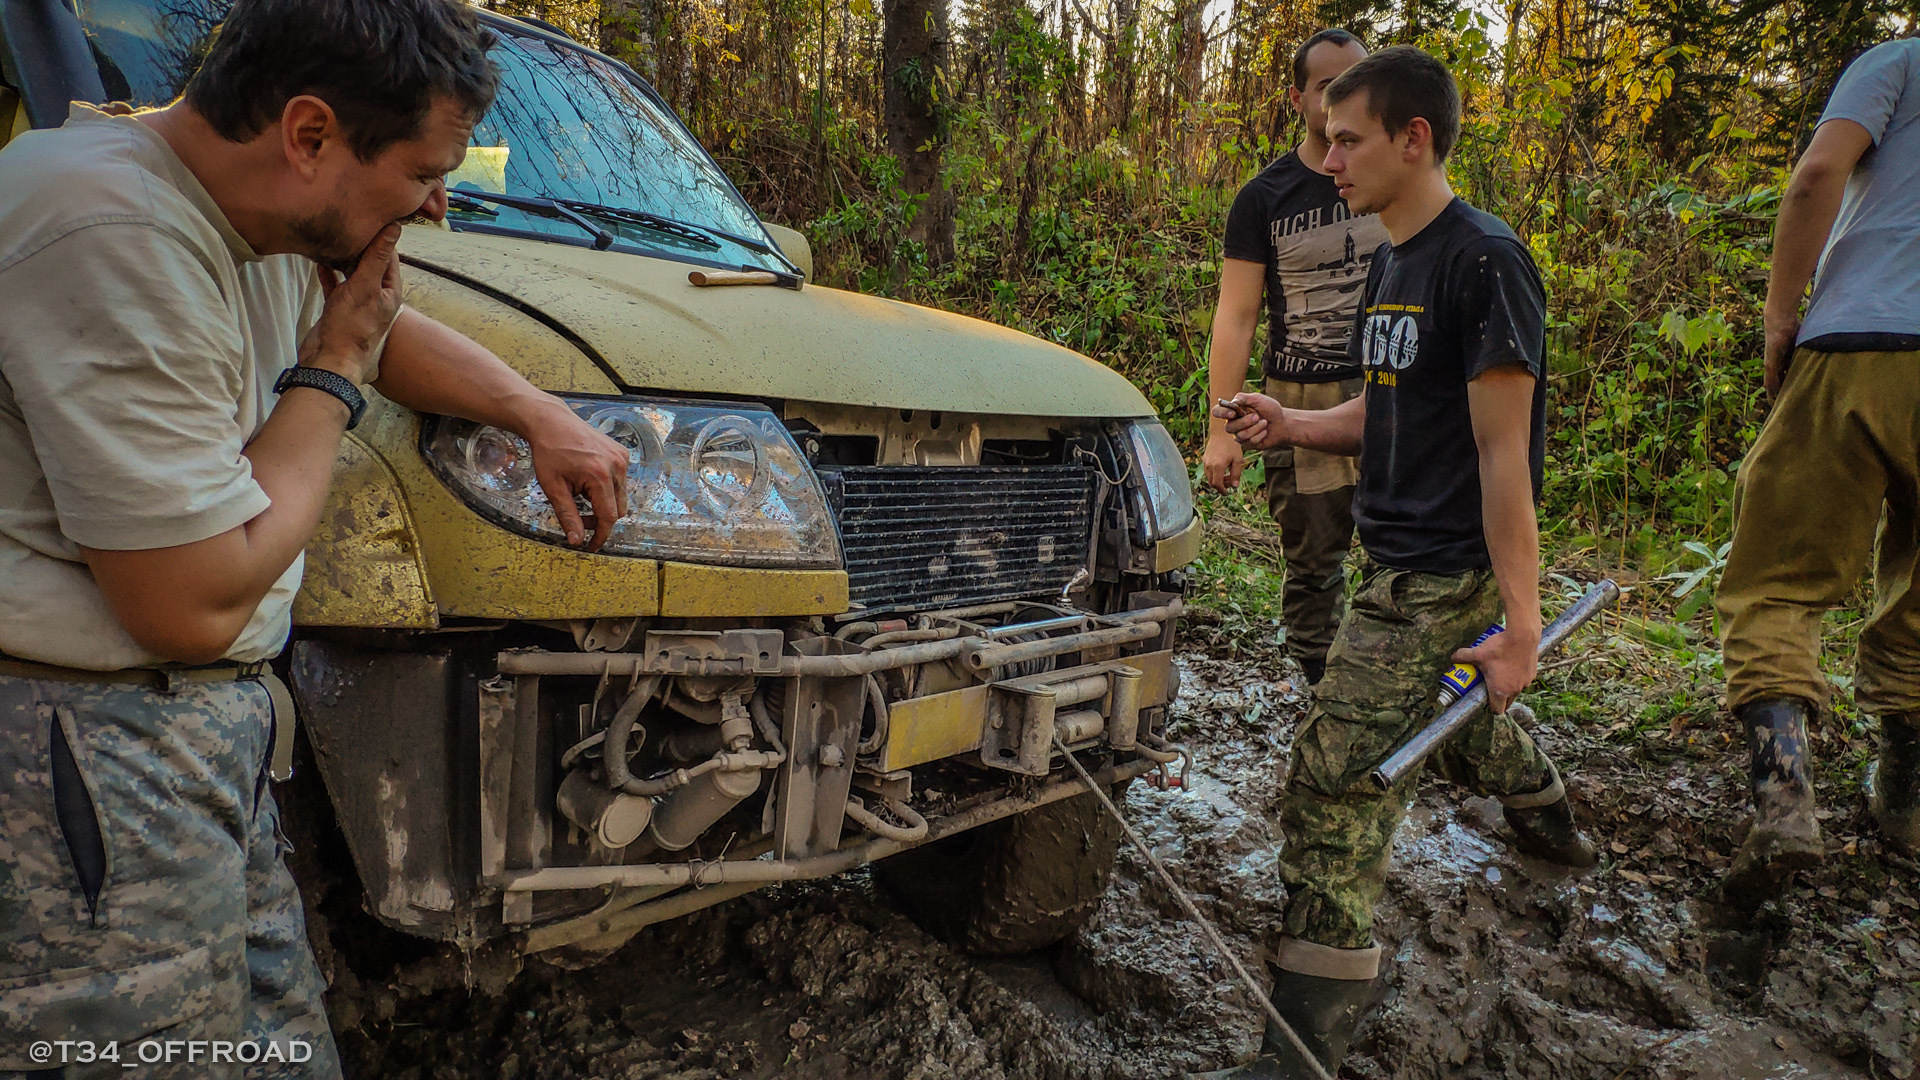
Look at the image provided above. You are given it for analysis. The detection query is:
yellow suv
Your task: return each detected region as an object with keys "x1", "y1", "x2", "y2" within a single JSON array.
[{"x1": 0, "y1": 0, "x2": 1199, "y2": 960}]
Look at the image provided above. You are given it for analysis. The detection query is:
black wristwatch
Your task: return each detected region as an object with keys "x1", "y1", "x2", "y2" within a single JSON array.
[{"x1": 274, "y1": 365, "x2": 367, "y2": 430}]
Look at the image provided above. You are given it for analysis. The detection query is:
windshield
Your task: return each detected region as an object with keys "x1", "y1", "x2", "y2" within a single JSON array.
[{"x1": 72, "y1": 1, "x2": 780, "y2": 269}]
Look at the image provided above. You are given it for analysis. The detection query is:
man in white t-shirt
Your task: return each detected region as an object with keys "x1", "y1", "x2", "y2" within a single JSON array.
[
  {"x1": 1717, "y1": 38, "x2": 1920, "y2": 903},
  {"x1": 0, "y1": 1, "x2": 631, "y2": 1074}
]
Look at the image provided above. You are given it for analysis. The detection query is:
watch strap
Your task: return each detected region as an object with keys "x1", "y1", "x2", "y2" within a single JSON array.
[{"x1": 273, "y1": 365, "x2": 367, "y2": 430}]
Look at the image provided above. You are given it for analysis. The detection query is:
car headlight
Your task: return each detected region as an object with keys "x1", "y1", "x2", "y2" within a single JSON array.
[
  {"x1": 1124, "y1": 419, "x2": 1196, "y2": 541},
  {"x1": 424, "y1": 395, "x2": 842, "y2": 569}
]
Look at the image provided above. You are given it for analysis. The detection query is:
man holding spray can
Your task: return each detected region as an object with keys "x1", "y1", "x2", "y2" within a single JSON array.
[{"x1": 1198, "y1": 47, "x2": 1598, "y2": 1080}]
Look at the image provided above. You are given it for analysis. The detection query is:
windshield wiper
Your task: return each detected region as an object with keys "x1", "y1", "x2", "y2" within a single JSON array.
[
  {"x1": 446, "y1": 188, "x2": 619, "y2": 250},
  {"x1": 558, "y1": 201, "x2": 725, "y2": 252},
  {"x1": 557, "y1": 201, "x2": 785, "y2": 257},
  {"x1": 447, "y1": 189, "x2": 778, "y2": 261}
]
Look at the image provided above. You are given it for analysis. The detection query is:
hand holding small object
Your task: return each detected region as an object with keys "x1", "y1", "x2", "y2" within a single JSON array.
[{"x1": 1210, "y1": 393, "x2": 1290, "y2": 450}]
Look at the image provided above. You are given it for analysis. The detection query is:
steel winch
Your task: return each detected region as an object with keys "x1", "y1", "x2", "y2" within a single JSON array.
[{"x1": 479, "y1": 594, "x2": 1184, "y2": 926}]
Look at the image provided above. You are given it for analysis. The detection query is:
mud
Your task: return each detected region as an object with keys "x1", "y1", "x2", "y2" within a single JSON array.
[{"x1": 329, "y1": 637, "x2": 1919, "y2": 1079}]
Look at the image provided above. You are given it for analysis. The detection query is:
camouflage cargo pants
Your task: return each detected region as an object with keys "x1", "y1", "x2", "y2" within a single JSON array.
[
  {"x1": 1262, "y1": 377, "x2": 1361, "y2": 675},
  {"x1": 1275, "y1": 565, "x2": 1555, "y2": 971},
  {"x1": 0, "y1": 675, "x2": 340, "y2": 1079}
]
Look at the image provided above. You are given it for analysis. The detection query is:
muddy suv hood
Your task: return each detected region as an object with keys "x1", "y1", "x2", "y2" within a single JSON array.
[{"x1": 400, "y1": 227, "x2": 1154, "y2": 418}]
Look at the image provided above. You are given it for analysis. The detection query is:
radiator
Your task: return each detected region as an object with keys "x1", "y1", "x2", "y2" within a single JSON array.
[{"x1": 829, "y1": 465, "x2": 1097, "y2": 613}]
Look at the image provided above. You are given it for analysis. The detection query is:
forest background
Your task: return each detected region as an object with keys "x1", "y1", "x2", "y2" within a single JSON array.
[{"x1": 493, "y1": 0, "x2": 1906, "y2": 597}]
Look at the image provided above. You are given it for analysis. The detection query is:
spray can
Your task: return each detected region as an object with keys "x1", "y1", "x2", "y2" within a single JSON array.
[{"x1": 1436, "y1": 624, "x2": 1504, "y2": 708}]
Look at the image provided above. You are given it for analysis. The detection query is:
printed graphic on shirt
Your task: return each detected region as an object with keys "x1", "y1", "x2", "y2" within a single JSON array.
[
  {"x1": 1222, "y1": 153, "x2": 1390, "y2": 382},
  {"x1": 1269, "y1": 202, "x2": 1376, "y2": 374},
  {"x1": 1359, "y1": 304, "x2": 1425, "y2": 385}
]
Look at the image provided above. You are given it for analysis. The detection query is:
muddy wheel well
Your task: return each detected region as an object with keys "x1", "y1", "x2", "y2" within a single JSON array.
[{"x1": 874, "y1": 785, "x2": 1124, "y2": 956}]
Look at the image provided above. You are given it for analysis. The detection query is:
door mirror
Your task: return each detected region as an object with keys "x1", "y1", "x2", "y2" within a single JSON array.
[{"x1": 762, "y1": 222, "x2": 813, "y2": 280}]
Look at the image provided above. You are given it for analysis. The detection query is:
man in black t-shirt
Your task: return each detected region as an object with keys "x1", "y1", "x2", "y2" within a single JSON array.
[
  {"x1": 1203, "y1": 28, "x2": 1388, "y2": 685},
  {"x1": 1200, "y1": 47, "x2": 1598, "y2": 1080}
]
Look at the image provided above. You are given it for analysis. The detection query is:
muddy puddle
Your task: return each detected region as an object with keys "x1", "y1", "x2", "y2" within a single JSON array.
[{"x1": 332, "y1": 642, "x2": 1918, "y2": 1079}]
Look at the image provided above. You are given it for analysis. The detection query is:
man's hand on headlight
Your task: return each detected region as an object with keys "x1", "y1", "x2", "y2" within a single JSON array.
[{"x1": 523, "y1": 400, "x2": 631, "y2": 549}]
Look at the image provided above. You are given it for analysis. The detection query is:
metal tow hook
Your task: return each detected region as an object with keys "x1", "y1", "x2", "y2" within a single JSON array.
[{"x1": 1146, "y1": 746, "x2": 1191, "y2": 790}]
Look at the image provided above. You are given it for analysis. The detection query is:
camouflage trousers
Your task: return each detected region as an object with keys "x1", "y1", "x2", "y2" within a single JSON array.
[
  {"x1": 1275, "y1": 565, "x2": 1556, "y2": 972},
  {"x1": 0, "y1": 675, "x2": 340, "y2": 1079},
  {"x1": 1262, "y1": 377, "x2": 1361, "y2": 674}
]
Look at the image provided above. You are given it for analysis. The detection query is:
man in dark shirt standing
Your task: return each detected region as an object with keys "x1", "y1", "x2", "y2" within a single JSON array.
[
  {"x1": 1203, "y1": 28, "x2": 1388, "y2": 686},
  {"x1": 1200, "y1": 47, "x2": 1598, "y2": 1080}
]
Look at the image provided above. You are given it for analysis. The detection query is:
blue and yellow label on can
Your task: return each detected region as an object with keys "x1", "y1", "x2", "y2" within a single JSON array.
[
  {"x1": 1438, "y1": 660, "x2": 1481, "y2": 701},
  {"x1": 1437, "y1": 624, "x2": 1503, "y2": 706}
]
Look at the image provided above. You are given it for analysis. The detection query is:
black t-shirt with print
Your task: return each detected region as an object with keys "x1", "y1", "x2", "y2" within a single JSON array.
[
  {"x1": 1222, "y1": 151, "x2": 1387, "y2": 382},
  {"x1": 1347, "y1": 199, "x2": 1547, "y2": 572}
]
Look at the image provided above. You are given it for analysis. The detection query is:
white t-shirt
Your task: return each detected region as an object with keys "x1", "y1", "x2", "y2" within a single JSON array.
[
  {"x1": 1802, "y1": 39, "x2": 1920, "y2": 341},
  {"x1": 0, "y1": 104, "x2": 323, "y2": 669}
]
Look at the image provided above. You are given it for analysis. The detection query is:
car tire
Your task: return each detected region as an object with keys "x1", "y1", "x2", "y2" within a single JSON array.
[{"x1": 875, "y1": 788, "x2": 1123, "y2": 956}]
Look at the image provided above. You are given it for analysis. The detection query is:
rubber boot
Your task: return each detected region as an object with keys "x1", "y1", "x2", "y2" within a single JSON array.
[
  {"x1": 1723, "y1": 697, "x2": 1825, "y2": 902},
  {"x1": 1866, "y1": 711, "x2": 1920, "y2": 855},
  {"x1": 1500, "y1": 754, "x2": 1600, "y2": 868},
  {"x1": 1189, "y1": 967, "x2": 1375, "y2": 1079}
]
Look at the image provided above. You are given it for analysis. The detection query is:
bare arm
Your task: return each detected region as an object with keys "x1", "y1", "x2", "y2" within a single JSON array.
[
  {"x1": 83, "y1": 225, "x2": 405, "y2": 663},
  {"x1": 374, "y1": 308, "x2": 631, "y2": 548},
  {"x1": 1764, "y1": 118, "x2": 1872, "y2": 394},
  {"x1": 1450, "y1": 367, "x2": 1541, "y2": 713},
  {"x1": 1201, "y1": 258, "x2": 1265, "y2": 493},
  {"x1": 1213, "y1": 388, "x2": 1366, "y2": 456}
]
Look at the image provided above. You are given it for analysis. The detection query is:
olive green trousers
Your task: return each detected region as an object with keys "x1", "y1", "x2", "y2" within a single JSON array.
[
  {"x1": 1262, "y1": 377, "x2": 1362, "y2": 673},
  {"x1": 1718, "y1": 349, "x2": 1920, "y2": 715}
]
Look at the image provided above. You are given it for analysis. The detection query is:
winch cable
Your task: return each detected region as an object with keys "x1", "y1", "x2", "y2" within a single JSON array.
[{"x1": 1054, "y1": 736, "x2": 1337, "y2": 1080}]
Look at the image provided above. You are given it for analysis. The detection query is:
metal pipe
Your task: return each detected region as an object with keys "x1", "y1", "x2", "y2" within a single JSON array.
[
  {"x1": 619, "y1": 747, "x2": 786, "y2": 798},
  {"x1": 499, "y1": 636, "x2": 972, "y2": 679},
  {"x1": 1369, "y1": 580, "x2": 1621, "y2": 791},
  {"x1": 496, "y1": 604, "x2": 1184, "y2": 681},
  {"x1": 861, "y1": 627, "x2": 956, "y2": 649},
  {"x1": 919, "y1": 601, "x2": 1019, "y2": 624},
  {"x1": 1107, "y1": 665, "x2": 1143, "y2": 751},
  {"x1": 523, "y1": 879, "x2": 768, "y2": 954},
  {"x1": 495, "y1": 756, "x2": 1161, "y2": 892},
  {"x1": 1106, "y1": 599, "x2": 1183, "y2": 624},
  {"x1": 984, "y1": 615, "x2": 1086, "y2": 639},
  {"x1": 962, "y1": 621, "x2": 1161, "y2": 672}
]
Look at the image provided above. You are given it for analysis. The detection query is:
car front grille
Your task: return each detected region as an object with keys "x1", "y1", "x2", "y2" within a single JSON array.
[{"x1": 829, "y1": 465, "x2": 1097, "y2": 613}]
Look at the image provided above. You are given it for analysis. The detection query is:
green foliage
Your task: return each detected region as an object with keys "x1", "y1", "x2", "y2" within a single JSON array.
[
  {"x1": 516, "y1": 0, "x2": 1897, "y2": 585},
  {"x1": 1660, "y1": 540, "x2": 1733, "y2": 624}
]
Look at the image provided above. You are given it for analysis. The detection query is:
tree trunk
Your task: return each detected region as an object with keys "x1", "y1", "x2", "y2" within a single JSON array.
[
  {"x1": 601, "y1": 0, "x2": 657, "y2": 84},
  {"x1": 1171, "y1": 0, "x2": 1204, "y2": 168},
  {"x1": 1105, "y1": 0, "x2": 1139, "y2": 133},
  {"x1": 882, "y1": 0, "x2": 955, "y2": 265}
]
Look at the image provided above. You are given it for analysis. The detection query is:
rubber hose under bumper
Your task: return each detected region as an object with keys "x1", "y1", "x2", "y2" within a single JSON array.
[
  {"x1": 845, "y1": 793, "x2": 929, "y2": 842},
  {"x1": 601, "y1": 675, "x2": 664, "y2": 793}
]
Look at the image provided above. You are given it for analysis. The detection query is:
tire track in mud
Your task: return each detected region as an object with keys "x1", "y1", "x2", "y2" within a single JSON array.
[{"x1": 334, "y1": 646, "x2": 1916, "y2": 1079}]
